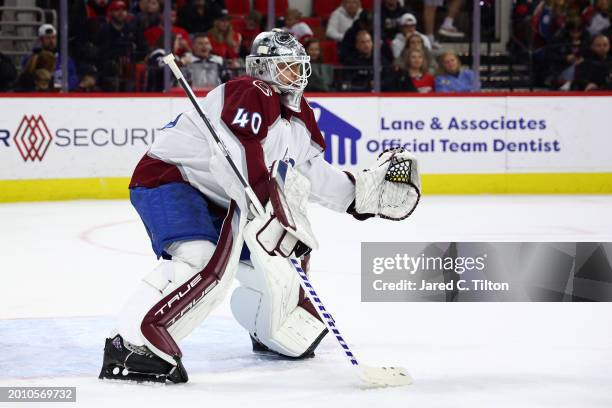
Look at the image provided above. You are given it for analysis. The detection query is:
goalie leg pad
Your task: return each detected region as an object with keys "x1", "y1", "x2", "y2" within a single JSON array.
[
  {"x1": 116, "y1": 202, "x2": 246, "y2": 366},
  {"x1": 231, "y1": 217, "x2": 326, "y2": 358}
]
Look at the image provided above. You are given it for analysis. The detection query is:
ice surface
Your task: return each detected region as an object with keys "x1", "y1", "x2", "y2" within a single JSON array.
[{"x1": 1, "y1": 196, "x2": 611, "y2": 407}]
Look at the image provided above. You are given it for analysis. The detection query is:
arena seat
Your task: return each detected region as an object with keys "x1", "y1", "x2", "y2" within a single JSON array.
[
  {"x1": 312, "y1": 0, "x2": 342, "y2": 17},
  {"x1": 226, "y1": 0, "x2": 250, "y2": 16},
  {"x1": 319, "y1": 40, "x2": 339, "y2": 65},
  {"x1": 231, "y1": 17, "x2": 246, "y2": 33},
  {"x1": 300, "y1": 16, "x2": 323, "y2": 38},
  {"x1": 254, "y1": 0, "x2": 288, "y2": 16}
]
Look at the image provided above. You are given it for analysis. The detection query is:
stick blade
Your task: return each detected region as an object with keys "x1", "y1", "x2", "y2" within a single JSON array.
[{"x1": 358, "y1": 365, "x2": 413, "y2": 387}]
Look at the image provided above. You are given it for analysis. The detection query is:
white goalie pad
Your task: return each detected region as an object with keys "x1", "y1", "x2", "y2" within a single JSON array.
[
  {"x1": 117, "y1": 240, "x2": 224, "y2": 349},
  {"x1": 256, "y1": 160, "x2": 318, "y2": 257},
  {"x1": 115, "y1": 206, "x2": 247, "y2": 365},
  {"x1": 354, "y1": 148, "x2": 421, "y2": 220},
  {"x1": 231, "y1": 215, "x2": 326, "y2": 358}
]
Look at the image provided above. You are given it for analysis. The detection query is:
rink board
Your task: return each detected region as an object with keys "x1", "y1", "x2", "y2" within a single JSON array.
[{"x1": 1, "y1": 93, "x2": 611, "y2": 201}]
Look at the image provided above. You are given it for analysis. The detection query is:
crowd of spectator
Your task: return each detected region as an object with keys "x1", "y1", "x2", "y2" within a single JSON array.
[
  {"x1": 0, "y1": 0, "x2": 479, "y2": 93},
  {"x1": 514, "y1": 0, "x2": 611, "y2": 90},
  {"x1": 1, "y1": 0, "x2": 608, "y2": 93}
]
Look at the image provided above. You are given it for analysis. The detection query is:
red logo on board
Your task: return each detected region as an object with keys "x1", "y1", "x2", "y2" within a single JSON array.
[{"x1": 13, "y1": 115, "x2": 53, "y2": 162}]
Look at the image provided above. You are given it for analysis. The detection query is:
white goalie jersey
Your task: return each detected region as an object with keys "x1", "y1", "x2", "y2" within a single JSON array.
[{"x1": 131, "y1": 76, "x2": 356, "y2": 214}]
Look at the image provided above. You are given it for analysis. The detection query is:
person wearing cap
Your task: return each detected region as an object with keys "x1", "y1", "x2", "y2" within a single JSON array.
[
  {"x1": 391, "y1": 13, "x2": 432, "y2": 60},
  {"x1": 18, "y1": 23, "x2": 78, "y2": 91},
  {"x1": 381, "y1": 0, "x2": 413, "y2": 40},
  {"x1": 326, "y1": 0, "x2": 362, "y2": 42},
  {"x1": 95, "y1": 0, "x2": 146, "y2": 91}
]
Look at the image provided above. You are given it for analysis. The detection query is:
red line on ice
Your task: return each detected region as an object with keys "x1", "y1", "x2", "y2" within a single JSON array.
[{"x1": 79, "y1": 220, "x2": 150, "y2": 257}]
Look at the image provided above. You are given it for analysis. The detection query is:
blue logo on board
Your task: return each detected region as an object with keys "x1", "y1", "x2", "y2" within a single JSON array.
[{"x1": 310, "y1": 102, "x2": 361, "y2": 165}]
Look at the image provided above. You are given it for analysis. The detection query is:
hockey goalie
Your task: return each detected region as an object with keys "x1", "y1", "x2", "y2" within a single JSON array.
[{"x1": 98, "y1": 30, "x2": 421, "y2": 383}]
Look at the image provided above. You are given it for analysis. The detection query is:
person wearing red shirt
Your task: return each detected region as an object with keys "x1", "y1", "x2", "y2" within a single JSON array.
[
  {"x1": 208, "y1": 14, "x2": 242, "y2": 68},
  {"x1": 404, "y1": 48, "x2": 434, "y2": 93},
  {"x1": 143, "y1": 6, "x2": 192, "y2": 56}
]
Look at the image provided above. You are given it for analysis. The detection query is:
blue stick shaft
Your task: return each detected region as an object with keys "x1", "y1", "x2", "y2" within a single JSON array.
[{"x1": 290, "y1": 259, "x2": 360, "y2": 366}]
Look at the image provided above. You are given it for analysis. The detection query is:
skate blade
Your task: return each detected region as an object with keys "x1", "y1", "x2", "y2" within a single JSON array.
[{"x1": 99, "y1": 367, "x2": 168, "y2": 384}]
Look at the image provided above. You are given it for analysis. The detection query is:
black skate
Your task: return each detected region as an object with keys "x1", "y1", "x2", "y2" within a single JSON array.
[
  {"x1": 98, "y1": 334, "x2": 188, "y2": 384},
  {"x1": 249, "y1": 330, "x2": 328, "y2": 360}
]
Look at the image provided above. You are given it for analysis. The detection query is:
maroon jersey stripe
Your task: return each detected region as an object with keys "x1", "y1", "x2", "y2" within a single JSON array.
[{"x1": 130, "y1": 153, "x2": 186, "y2": 189}]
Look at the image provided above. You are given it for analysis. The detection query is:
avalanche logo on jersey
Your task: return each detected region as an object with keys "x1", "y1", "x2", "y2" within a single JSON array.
[
  {"x1": 309, "y1": 102, "x2": 361, "y2": 166},
  {"x1": 161, "y1": 113, "x2": 183, "y2": 130}
]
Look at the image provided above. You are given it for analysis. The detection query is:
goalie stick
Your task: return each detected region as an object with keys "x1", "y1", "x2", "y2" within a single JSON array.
[{"x1": 162, "y1": 54, "x2": 412, "y2": 387}]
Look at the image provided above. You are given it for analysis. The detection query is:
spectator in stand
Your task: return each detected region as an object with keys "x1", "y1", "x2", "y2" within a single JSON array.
[
  {"x1": 33, "y1": 69, "x2": 53, "y2": 92},
  {"x1": 208, "y1": 13, "x2": 242, "y2": 69},
  {"x1": 400, "y1": 33, "x2": 436, "y2": 71},
  {"x1": 95, "y1": 0, "x2": 146, "y2": 91},
  {"x1": 435, "y1": 51, "x2": 476, "y2": 92},
  {"x1": 581, "y1": 0, "x2": 611, "y2": 37},
  {"x1": 239, "y1": 11, "x2": 262, "y2": 57},
  {"x1": 326, "y1": 0, "x2": 362, "y2": 42},
  {"x1": 546, "y1": 20, "x2": 587, "y2": 88},
  {"x1": 144, "y1": 47, "x2": 167, "y2": 91},
  {"x1": 134, "y1": 0, "x2": 162, "y2": 33},
  {"x1": 384, "y1": 48, "x2": 436, "y2": 92},
  {"x1": 86, "y1": 0, "x2": 109, "y2": 17},
  {"x1": 532, "y1": 0, "x2": 568, "y2": 48},
  {"x1": 304, "y1": 38, "x2": 334, "y2": 92},
  {"x1": 283, "y1": 8, "x2": 313, "y2": 43},
  {"x1": 343, "y1": 30, "x2": 374, "y2": 91},
  {"x1": 381, "y1": 0, "x2": 413, "y2": 40},
  {"x1": 84, "y1": 0, "x2": 110, "y2": 42},
  {"x1": 340, "y1": 10, "x2": 372, "y2": 63},
  {"x1": 424, "y1": 0, "x2": 465, "y2": 45},
  {"x1": 181, "y1": 33, "x2": 224, "y2": 89},
  {"x1": 343, "y1": 30, "x2": 390, "y2": 91},
  {"x1": 532, "y1": 0, "x2": 570, "y2": 85},
  {"x1": 340, "y1": 10, "x2": 394, "y2": 65},
  {"x1": 404, "y1": 49, "x2": 435, "y2": 92},
  {"x1": 572, "y1": 34, "x2": 612, "y2": 90},
  {"x1": 178, "y1": 0, "x2": 222, "y2": 34},
  {"x1": 0, "y1": 52, "x2": 17, "y2": 91},
  {"x1": 77, "y1": 65, "x2": 101, "y2": 92},
  {"x1": 391, "y1": 13, "x2": 432, "y2": 60},
  {"x1": 18, "y1": 24, "x2": 78, "y2": 91},
  {"x1": 144, "y1": 5, "x2": 192, "y2": 57},
  {"x1": 386, "y1": 48, "x2": 435, "y2": 92}
]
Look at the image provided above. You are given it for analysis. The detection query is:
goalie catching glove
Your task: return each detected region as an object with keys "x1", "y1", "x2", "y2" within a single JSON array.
[
  {"x1": 254, "y1": 160, "x2": 318, "y2": 258},
  {"x1": 349, "y1": 147, "x2": 421, "y2": 220}
]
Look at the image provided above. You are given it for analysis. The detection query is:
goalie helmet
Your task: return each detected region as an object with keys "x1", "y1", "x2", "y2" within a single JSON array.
[{"x1": 245, "y1": 29, "x2": 311, "y2": 110}]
